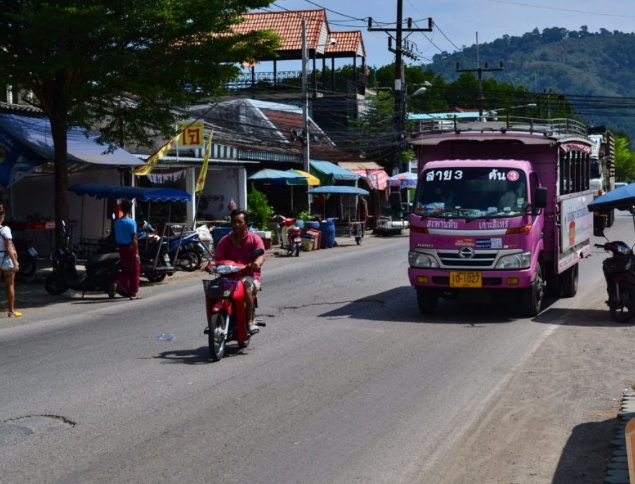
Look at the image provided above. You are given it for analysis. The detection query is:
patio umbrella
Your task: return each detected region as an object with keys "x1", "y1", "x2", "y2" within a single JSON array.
[
  {"x1": 387, "y1": 172, "x2": 418, "y2": 188},
  {"x1": 248, "y1": 168, "x2": 306, "y2": 185},
  {"x1": 288, "y1": 169, "x2": 320, "y2": 186},
  {"x1": 248, "y1": 168, "x2": 307, "y2": 211},
  {"x1": 588, "y1": 182, "x2": 635, "y2": 212}
]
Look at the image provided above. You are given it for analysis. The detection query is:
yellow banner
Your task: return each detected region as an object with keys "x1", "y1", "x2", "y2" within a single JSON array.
[
  {"x1": 134, "y1": 134, "x2": 181, "y2": 176},
  {"x1": 195, "y1": 129, "x2": 214, "y2": 194}
]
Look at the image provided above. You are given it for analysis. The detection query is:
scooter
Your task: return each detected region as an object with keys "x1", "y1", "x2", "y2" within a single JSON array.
[
  {"x1": 281, "y1": 217, "x2": 302, "y2": 257},
  {"x1": 595, "y1": 237, "x2": 635, "y2": 322},
  {"x1": 14, "y1": 238, "x2": 38, "y2": 280},
  {"x1": 45, "y1": 221, "x2": 120, "y2": 296},
  {"x1": 202, "y1": 248, "x2": 265, "y2": 361}
]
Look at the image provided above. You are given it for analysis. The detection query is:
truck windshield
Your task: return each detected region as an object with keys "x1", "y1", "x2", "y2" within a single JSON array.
[{"x1": 414, "y1": 167, "x2": 528, "y2": 219}]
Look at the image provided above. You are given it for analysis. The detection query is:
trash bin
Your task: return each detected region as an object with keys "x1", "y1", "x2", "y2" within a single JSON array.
[{"x1": 319, "y1": 219, "x2": 335, "y2": 248}]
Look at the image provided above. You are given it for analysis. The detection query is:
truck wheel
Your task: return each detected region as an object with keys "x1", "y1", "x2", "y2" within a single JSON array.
[
  {"x1": 416, "y1": 288, "x2": 438, "y2": 315},
  {"x1": 606, "y1": 209, "x2": 615, "y2": 228},
  {"x1": 521, "y1": 266, "x2": 544, "y2": 317},
  {"x1": 560, "y1": 264, "x2": 578, "y2": 298}
]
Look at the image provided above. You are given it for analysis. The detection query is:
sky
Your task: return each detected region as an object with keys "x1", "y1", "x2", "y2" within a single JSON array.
[{"x1": 259, "y1": 0, "x2": 635, "y2": 69}]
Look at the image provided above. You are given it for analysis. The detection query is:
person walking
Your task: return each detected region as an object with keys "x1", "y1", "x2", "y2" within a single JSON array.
[
  {"x1": 0, "y1": 204, "x2": 22, "y2": 317},
  {"x1": 110, "y1": 199, "x2": 141, "y2": 300}
]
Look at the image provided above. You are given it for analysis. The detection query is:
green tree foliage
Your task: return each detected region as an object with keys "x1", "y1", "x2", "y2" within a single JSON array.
[
  {"x1": 247, "y1": 184, "x2": 272, "y2": 231},
  {"x1": 423, "y1": 27, "x2": 635, "y2": 146},
  {"x1": 0, "y1": 0, "x2": 279, "y2": 246},
  {"x1": 614, "y1": 136, "x2": 635, "y2": 182}
]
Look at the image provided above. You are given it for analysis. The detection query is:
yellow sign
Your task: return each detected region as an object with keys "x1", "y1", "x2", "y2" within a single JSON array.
[
  {"x1": 177, "y1": 121, "x2": 204, "y2": 148},
  {"x1": 195, "y1": 130, "x2": 213, "y2": 194}
]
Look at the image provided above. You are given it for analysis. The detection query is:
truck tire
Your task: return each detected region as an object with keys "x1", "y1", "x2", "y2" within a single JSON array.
[
  {"x1": 416, "y1": 288, "x2": 438, "y2": 315},
  {"x1": 521, "y1": 266, "x2": 544, "y2": 317},
  {"x1": 560, "y1": 264, "x2": 578, "y2": 298},
  {"x1": 606, "y1": 209, "x2": 615, "y2": 228}
]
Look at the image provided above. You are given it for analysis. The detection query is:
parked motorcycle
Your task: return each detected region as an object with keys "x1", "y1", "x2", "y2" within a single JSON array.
[
  {"x1": 595, "y1": 237, "x2": 635, "y2": 322},
  {"x1": 281, "y1": 217, "x2": 302, "y2": 257},
  {"x1": 14, "y1": 238, "x2": 38, "y2": 280},
  {"x1": 45, "y1": 221, "x2": 120, "y2": 296},
  {"x1": 202, "y1": 248, "x2": 265, "y2": 361}
]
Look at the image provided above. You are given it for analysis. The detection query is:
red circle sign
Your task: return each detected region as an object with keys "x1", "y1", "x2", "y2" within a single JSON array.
[{"x1": 507, "y1": 170, "x2": 519, "y2": 181}]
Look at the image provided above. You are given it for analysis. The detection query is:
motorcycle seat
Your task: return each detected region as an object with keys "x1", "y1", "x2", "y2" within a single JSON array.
[{"x1": 87, "y1": 252, "x2": 119, "y2": 266}]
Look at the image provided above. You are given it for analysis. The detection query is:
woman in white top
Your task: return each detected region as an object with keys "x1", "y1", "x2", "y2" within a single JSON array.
[{"x1": 0, "y1": 205, "x2": 21, "y2": 317}]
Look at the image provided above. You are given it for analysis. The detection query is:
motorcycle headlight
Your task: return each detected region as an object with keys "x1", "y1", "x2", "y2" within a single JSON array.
[
  {"x1": 408, "y1": 251, "x2": 439, "y2": 268},
  {"x1": 495, "y1": 251, "x2": 531, "y2": 270}
]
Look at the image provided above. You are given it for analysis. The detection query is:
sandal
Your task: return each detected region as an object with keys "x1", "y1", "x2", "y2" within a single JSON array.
[
  {"x1": 248, "y1": 323, "x2": 260, "y2": 336},
  {"x1": 8, "y1": 311, "x2": 22, "y2": 318},
  {"x1": 129, "y1": 295, "x2": 142, "y2": 300}
]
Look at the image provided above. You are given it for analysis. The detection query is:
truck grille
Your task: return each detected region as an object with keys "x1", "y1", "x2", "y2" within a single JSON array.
[{"x1": 438, "y1": 250, "x2": 497, "y2": 269}]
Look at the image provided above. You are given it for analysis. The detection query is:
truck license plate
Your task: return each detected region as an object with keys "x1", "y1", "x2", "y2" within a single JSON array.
[{"x1": 449, "y1": 271, "x2": 482, "y2": 288}]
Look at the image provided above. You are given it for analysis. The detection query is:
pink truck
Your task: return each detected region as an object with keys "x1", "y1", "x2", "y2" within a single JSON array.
[{"x1": 407, "y1": 116, "x2": 595, "y2": 316}]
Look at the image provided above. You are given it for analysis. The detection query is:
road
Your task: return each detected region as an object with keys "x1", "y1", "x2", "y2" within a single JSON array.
[{"x1": 1, "y1": 217, "x2": 634, "y2": 484}]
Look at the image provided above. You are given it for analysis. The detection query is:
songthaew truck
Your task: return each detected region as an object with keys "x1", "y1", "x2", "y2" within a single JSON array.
[
  {"x1": 589, "y1": 127, "x2": 616, "y2": 233},
  {"x1": 407, "y1": 116, "x2": 595, "y2": 316}
]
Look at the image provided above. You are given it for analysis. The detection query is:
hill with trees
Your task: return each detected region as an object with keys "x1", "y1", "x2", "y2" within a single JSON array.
[{"x1": 421, "y1": 27, "x2": 635, "y2": 140}]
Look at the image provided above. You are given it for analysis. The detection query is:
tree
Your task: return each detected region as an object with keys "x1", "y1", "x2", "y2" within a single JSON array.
[
  {"x1": 614, "y1": 135, "x2": 635, "y2": 182},
  {"x1": 0, "y1": 0, "x2": 279, "y2": 246}
]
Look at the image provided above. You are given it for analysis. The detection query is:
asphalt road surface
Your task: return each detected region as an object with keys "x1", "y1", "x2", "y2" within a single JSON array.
[{"x1": 1, "y1": 219, "x2": 634, "y2": 484}]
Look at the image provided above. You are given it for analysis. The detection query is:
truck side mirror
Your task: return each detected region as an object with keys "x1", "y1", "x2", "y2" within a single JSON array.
[{"x1": 534, "y1": 187, "x2": 548, "y2": 208}]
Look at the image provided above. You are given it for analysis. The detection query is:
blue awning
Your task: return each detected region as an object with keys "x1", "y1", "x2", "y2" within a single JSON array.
[
  {"x1": 70, "y1": 184, "x2": 191, "y2": 202},
  {"x1": 0, "y1": 114, "x2": 145, "y2": 187}
]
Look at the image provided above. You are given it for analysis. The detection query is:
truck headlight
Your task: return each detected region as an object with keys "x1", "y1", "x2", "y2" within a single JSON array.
[
  {"x1": 408, "y1": 251, "x2": 439, "y2": 268},
  {"x1": 495, "y1": 251, "x2": 531, "y2": 269}
]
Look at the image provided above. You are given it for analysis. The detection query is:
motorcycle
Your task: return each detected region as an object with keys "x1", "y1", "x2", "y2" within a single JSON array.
[
  {"x1": 595, "y1": 237, "x2": 635, "y2": 322},
  {"x1": 14, "y1": 238, "x2": 38, "y2": 280},
  {"x1": 202, "y1": 248, "x2": 265, "y2": 361},
  {"x1": 281, "y1": 217, "x2": 302, "y2": 257},
  {"x1": 45, "y1": 221, "x2": 120, "y2": 296}
]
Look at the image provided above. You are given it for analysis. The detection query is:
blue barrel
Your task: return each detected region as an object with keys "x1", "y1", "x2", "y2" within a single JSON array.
[
  {"x1": 305, "y1": 221, "x2": 320, "y2": 231},
  {"x1": 319, "y1": 219, "x2": 335, "y2": 248},
  {"x1": 212, "y1": 226, "x2": 232, "y2": 248}
]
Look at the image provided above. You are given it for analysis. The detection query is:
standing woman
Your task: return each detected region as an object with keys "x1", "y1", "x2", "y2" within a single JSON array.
[{"x1": 0, "y1": 205, "x2": 21, "y2": 317}]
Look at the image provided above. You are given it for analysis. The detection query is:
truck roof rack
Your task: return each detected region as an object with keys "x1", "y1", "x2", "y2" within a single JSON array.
[{"x1": 413, "y1": 116, "x2": 588, "y2": 138}]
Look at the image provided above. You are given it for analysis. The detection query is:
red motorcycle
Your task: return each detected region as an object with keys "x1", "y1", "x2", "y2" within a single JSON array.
[
  {"x1": 281, "y1": 217, "x2": 302, "y2": 257},
  {"x1": 202, "y1": 249, "x2": 265, "y2": 361}
]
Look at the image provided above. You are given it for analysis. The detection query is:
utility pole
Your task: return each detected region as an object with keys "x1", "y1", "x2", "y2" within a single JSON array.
[
  {"x1": 301, "y1": 19, "x2": 309, "y2": 174},
  {"x1": 368, "y1": 0, "x2": 432, "y2": 171},
  {"x1": 456, "y1": 34, "x2": 504, "y2": 119}
]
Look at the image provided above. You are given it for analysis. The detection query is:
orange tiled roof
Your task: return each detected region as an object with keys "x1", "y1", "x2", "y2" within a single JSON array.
[{"x1": 233, "y1": 9, "x2": 365, "y2": 61}]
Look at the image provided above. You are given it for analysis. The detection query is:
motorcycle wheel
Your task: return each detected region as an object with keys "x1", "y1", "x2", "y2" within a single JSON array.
[
  {"x1": 145, "y1": 271, "x2": 167, "y2": 283},
  {"x1": 610, "y1": 282, "x2": 635, "y2": 323},
  {"x1": 209, "y1": 311, "x2": 230, "y2": 361},
  {"x1": 176, "y1": 249, "x2": 201, "y2": 272},
  {"x1": 17, "y1": 254, "x2": 37, "y2": 280},
  {"x1": 294, "y1": 244, "x2": 300, "y2": 257},
  {"x1": 45, "y1": 273, "x2": 69, "y2": 295}
]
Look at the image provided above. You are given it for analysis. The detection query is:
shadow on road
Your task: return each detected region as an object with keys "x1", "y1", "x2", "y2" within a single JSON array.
[
  {"x1": 551, "y1": 418, "x2": 616, "y2": 484},
  {"x1": 154, "y1": 345, "x2": 251, "y2": 364}
]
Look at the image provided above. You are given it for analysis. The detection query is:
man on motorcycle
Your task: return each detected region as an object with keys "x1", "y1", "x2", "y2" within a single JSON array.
[{"x1": 209, "y1": 209, "x2": 265, "y2": 336}]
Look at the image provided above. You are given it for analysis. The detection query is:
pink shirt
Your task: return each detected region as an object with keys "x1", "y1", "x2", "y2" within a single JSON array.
[{"x1": 213, "y1": 231, "x2": 265, "y2": 281}]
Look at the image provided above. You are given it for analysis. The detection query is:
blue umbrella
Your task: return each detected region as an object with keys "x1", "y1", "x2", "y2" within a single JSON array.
[
  {"x1": 387, "y1": 172, "x2": 417, "y2": 188},
  {"x1": 588, "y1": 183, "x2": 635, "y2": 212},
  {"x1": 307, "y1": 185, "x2": 369, "y2": 195},
  {"x1": 248, "y1": 168, "x2": 306, "y2": 185}
]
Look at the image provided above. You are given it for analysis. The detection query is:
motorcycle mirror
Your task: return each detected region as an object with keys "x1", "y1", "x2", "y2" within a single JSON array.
[{"x1": 253, "y1": 248, "x2": 265, "y2": 257}]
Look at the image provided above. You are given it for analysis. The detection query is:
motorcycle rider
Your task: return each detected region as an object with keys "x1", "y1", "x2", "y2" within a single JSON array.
[{"x1": 208, "y1": 209, "x2": 265, "y2": 337}]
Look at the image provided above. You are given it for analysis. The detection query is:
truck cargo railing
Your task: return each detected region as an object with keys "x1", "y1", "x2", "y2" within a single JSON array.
[{"x1": 414, "y1": 116, "x2": 588, "y2": 138}]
